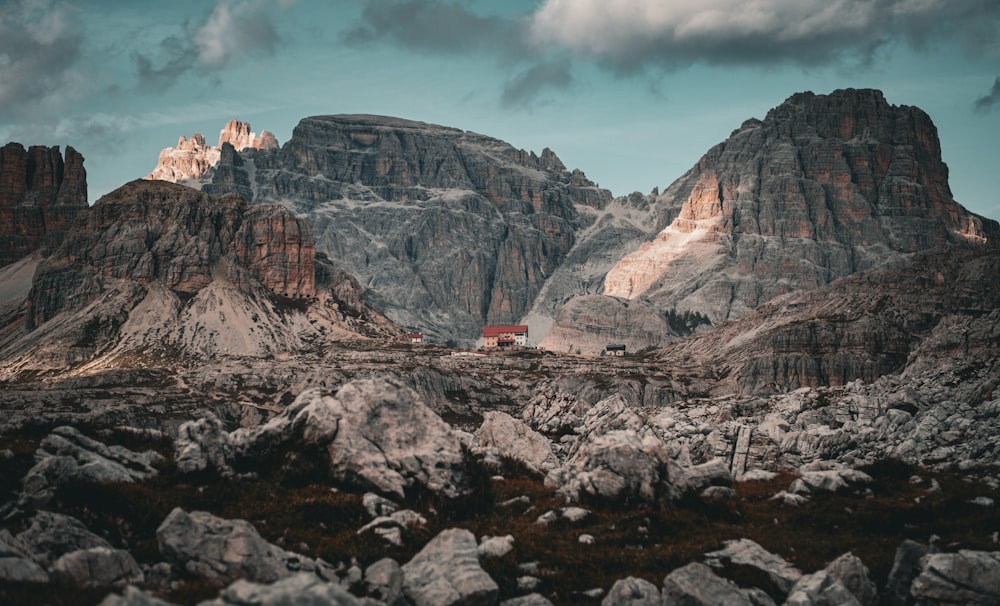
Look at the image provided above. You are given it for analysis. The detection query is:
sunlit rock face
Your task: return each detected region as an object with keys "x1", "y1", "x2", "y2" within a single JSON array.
[
  {"x1": 145, "y1": 120, "x2": 278, "y2": 184},
  {"x1": 205, "y1": 114, "x2": 613, "y2": 345},
  {"x1": 0, "y1": 143, "x2": 88, "y2": 267},
  {"x1": 544, "y1": 88, "x2": 999, "y2": 354}
]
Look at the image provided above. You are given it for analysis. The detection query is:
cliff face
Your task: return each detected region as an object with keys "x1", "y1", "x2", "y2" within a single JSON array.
[
  {"x1": 145, "y1": 120, "x2": 278, "y2": 184},
  {"x1": 0, "y1": 143, "x2": 88, "y2": 267},
  {"x1": 543, "y1": 89, "x2": 1000, "y2": 354},
  {"x1": 207, "y1": 114, "x2": 612, "y2": 344}
]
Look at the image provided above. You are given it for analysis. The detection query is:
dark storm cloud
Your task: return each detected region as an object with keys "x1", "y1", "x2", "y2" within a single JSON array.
[
  {"x1": 974, "y1": 77, "x2": 1000, "y2": 112},
  {"x1": 0, "y1": 1, "x2": 83, "y2": 119},
  {"x1": 343, "y1": 0, "x2": 524, "y2": 59},
  {"x1": 133, "y1": 1, "x2": 281, "y2": 92},
  {"x1": 500, "y1": 59, "x2": 575, "y2": 109}
]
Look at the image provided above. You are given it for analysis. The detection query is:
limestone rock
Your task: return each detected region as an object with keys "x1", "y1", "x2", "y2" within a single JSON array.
[
  {"x1": 175, "y1": 413, "x2": 235, "y2": 476},
  {"x1": 545, "y1": 88, "x2": 1000, "y2": 355},
  {"x1": 784, "y1": 570, "x2": 862, "y2": 606},
  {"x1": 98, "y1": 586, "x2": 177, "y2": 606},
  {"x1": 601, "y1": 576, "x2": 660, "y2": 605},
  {"x1": 825, "y1": 552, "x2": 877, "y2": 606},
  {"x1": 401, "y1": 528, "x2": 499, "y2": 606},
  {"x1": 0, "y1": 143, "x2": 88, "y2": 266},
  {"x1": 364, "y1": 558, "x2": 405, "y2": 606},
  {"x1": 13, "y1": 510, "x2": 112, "y2": 568},
  {"x1": 145, "y1": 120, "x2": 278, "y2": 184},
  {"x1": 204, "y1": 113, "x2": 612, "y2": 346},
  {"x1": 20, "y1": 426, "x2": 162, "y2": 507},
  {"x1": 474, "y1": 411, "x2": 558, "y2": 475},
  {"x1": 242, "y1": 378, "x2": 470, "y2": 499},
  {"x1": 703, "y1": 538, "x2": 802, "y2": 599},
  {"x1": 910, "y1": 550, "x2": 1000, "y2": 605},
  {"x1": 478, "y1": 535, "x2": 515, "y2": 559},
  {"x1": 789, "y1": 468, "x2": 873, "y2": 495},
  {"x1": 884, "y1": 540, "x2": 933, "y2": 606},
  {"x1": 545, "y1": 430, "x2": 669, "y2": 503},
  {"x1": 202, "y1": 572, "x2": 362, "y2": 606},
  {"x1": 156, "y1": 508, "x2": 311, "y2": 584},
  {"x1": 49, "y1": 546, "x2": 144, "y2": 588},
  {"x1": 0, "y1": 533, "x2": 49, "y2": 583},
  {"x1": 661, "y1": 561, "x2": 754, "y2": 606}
]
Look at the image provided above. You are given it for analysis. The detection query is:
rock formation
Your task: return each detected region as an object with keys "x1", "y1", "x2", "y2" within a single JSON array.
[
  {"x1": 204, "y1": 114, "x2": 613, "y2": 345},
  {"x1": 0, "y1": 143, "x2": 88, "y2": 267},
  {"x1": 543, "y1": 89, "x2": 999, "y2": 354},
  {"x1": 145, "y1": 120, "x2": 277, "y2": 184}
]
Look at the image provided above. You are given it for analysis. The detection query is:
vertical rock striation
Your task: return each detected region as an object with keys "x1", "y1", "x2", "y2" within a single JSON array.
[
  {"x1": 0, "y1": 143, "x2": 88, "y2": 267},
  {"x1": 544, "y1": 89, "x2": 999, "y2": 354}
]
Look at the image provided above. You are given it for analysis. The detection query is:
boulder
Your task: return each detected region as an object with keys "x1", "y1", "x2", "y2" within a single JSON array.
[
  {"x1": 20, "y1": 426, "x2": 162, "y2": 507},
  {"x1": 703, "y1": 538, "x2": 802, "y2": 599},
  {"x1": 910, "y1": 550, "x2": 1000, "y2": 605},
  {"x1": 364, "y1": 558, "x2": 405, "y2": 606},
  {"x1": 174, "y1": 413, "x2": 234, "y2": 476},
  {"x1": 545, "y1": 430, "x2": 668, "y2": 503},
  {"x1": 98, "y1": 586, "x2": 177, "y2": 606},
  {"x1": 401, "y1": 528, "x2": 499, "y2": 606},
  {"x1": 49, "y1": 546, "x2": 144, "y2": 588},
  {"x1": 601, "y1": 576, "x2": 660, "y2": 605},
  {"x1": 243, "y1": 378, "x2": 469, "y2": 499},
  {"x1": 789, "y1": 468, "x2": 873, "y2": 495},
  {"x1": 156, "y1": 508, "x2": 313, "y2": 584},
  {"x1": 201, "y1": 572, "x2": 362, "y2": 605},
  {"x1": 474, "y1": 411, "x2": 558, "y2": 475},
  {"x1": 13, "y1": 510, "x2": 112, "y2": 568},
  {"x1": 825, "y1": 552, "x2": 877, "y2": 606},
  {"x1": 784, "y1": 570, "x2": 862, "y2": 606},
  {"x1": 0, "y1": 532, "x2": 49, "y2": 583},
  {"x1": 478, "y1": 535, "x2": 515, "y2": 559},
  {"x1": 499, "y1": 595, "x2": 554, "y2": 606},
  {"x1": 883, "y1": 540, "x2": 932, "y2": 606},
  {"x1": 661, "y1": 562, "x2": 754, "y2": 606}
]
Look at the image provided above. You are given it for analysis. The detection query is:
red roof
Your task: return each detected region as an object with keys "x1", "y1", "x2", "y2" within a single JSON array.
[
  {"x1": 410, "y1": 333, "x2": 423, "y2": 339},
  {"x1": 482, "y1": 325, "x2": 529, "y2": 338}
]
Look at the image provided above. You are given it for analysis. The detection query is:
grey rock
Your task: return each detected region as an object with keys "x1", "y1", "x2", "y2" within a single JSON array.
[
  {"x1": 49, "y1": 546, "x2": 144, "y2": 588},
  {"x1": 401, "y1": 528, "x2": 499, "y2": 606},
  {"x1": 156, "y1": 508, "x2": 309, "y2": 584},
  {"x1": 20, "y1": 426, "x2": 162, "y2": 506},
  {"x1": 0, "y1": 533, "x2": 49, "y2": 583},
  {"x1": 910, "y1": 550, "x2": 1000, "y2": 605},
  {"x1": 475, "y1": 411, "x2": 558, "y2": 475},
  {"x1": 499, "y1": 594, "x2": 553, "y2": 606},
  {"x1": 545, "y1": 430, "x2": 669, "y2": 503},
  {"x1": 478, "y1": 535, "x2": 515, "y2": 559},
  {"x1": 601, "y1": 576, "x2": 659, "y2": 605},
  {"x1": 884, "y1": 540, "x2": 932, "y2": 606},
  {"x1": 243, "y1": 378, "x2": 469, "y2": 499},
  {"x1": 364, "y1": 558, "x2": 405, "y2": 606},
  {"x1": 201, "y1": 572, "x2": 362, "y2": 605},
  {"x1": 784, "y1": 570, "x2": 862, "y2": 606},
  {"x1": 98, "y1": 586, "x2": 177, "y2": 606},
  {"x1": 825, "y1": 552, "x2": 877, "y2": 606},
  {"x1": 14, "y1": 510, "x2": 112, "y2": 568},
  {"x1": 363, "y1": 493, "x2": 399, "y2": 518},
  {"x1": 517, "y1": 576, "x2": 541, "y2": 591},
  {"x1": 175, "y1": 413, "x2": 234, "y2": 476},
  {"x1": 704, "y1": 538, "x2": 802, "y2": 599},
  {"x1": 661, "y1": 562, "x2": 753, "y2": 606},
  {"x1": 789, "y1": 468, "x2": 873, "y2": 495}
]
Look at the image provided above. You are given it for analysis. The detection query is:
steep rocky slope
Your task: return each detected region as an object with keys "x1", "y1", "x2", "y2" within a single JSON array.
[
  {"x1": 542, "y1": 89, "x2": 999, "y2": 354},
  {"x1": 202, "y1": 114, "x2": 615, "y2": 345},
  {"x1": 0, "y1": 180, "x2": 398, "y2": 379},
  {"x1": 145, "y1": 119, "x2": 278, "y2": 185},
  {"x1": 0, "y1": 143, "x2": 88, "y2": 267}
]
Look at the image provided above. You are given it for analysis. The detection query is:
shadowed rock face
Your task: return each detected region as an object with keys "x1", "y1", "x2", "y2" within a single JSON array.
[
  {"x1": 544, "y1": 89, "x2": 1000, "y2": 354},
  {"x1": 206, "y1": 114, "x2": 612, "y2": 345},
  {"x1": 28, "y1": 180, "x2": 314, "y2": 327},
  {"x1": 0, "y1": 143, "x2": 88, "y2": 267}
]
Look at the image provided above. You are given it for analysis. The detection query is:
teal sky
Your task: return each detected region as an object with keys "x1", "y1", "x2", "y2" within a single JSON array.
[{"x1": 1, "y1": 0, "x2": 998, "y2": 220}]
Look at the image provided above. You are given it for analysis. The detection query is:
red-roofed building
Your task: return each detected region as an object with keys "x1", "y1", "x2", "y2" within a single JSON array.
[
  {"x1": 410, "y1": 333, "x2": 423, "y2": 344},
  {"x1": 482, "y1": 324, "x2": 528, "y2": 349}
]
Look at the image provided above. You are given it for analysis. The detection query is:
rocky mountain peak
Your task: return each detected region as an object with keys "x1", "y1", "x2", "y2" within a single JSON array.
[
  {"x1": 545, "y1": 88, "x2": 999, "y2": 354},
  {"x1": 145, "y1": 120, "x2": 279, "y2": 184},
  {"x1": 0, "y1": 143, "x2": 88, "y2": 267}
]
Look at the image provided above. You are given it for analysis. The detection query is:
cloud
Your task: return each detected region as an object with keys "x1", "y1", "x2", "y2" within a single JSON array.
[
  {"x1": 529, "y1": 0, "x2": 1000, "y2": 73},
  {"x1": 500, "y1": 59, "x2": 575, "y2": 109},
  {"x1": 133, "y1": 1, "x2": 282, "y2": 92},
  {"x1": 343, "y1": 0, "x2": 524, "y2": 59},
  {"x1": 0, "y1": 0, "x2": 84, "y2": 119},
  {"x1": 974, "y1": 77, "x2": 1000, "y2": 112}
]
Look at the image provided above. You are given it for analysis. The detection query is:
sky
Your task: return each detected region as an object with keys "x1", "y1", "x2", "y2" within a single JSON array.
[{"x1": 1, "y1": 0, "x2": 998, "y2": 220}]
